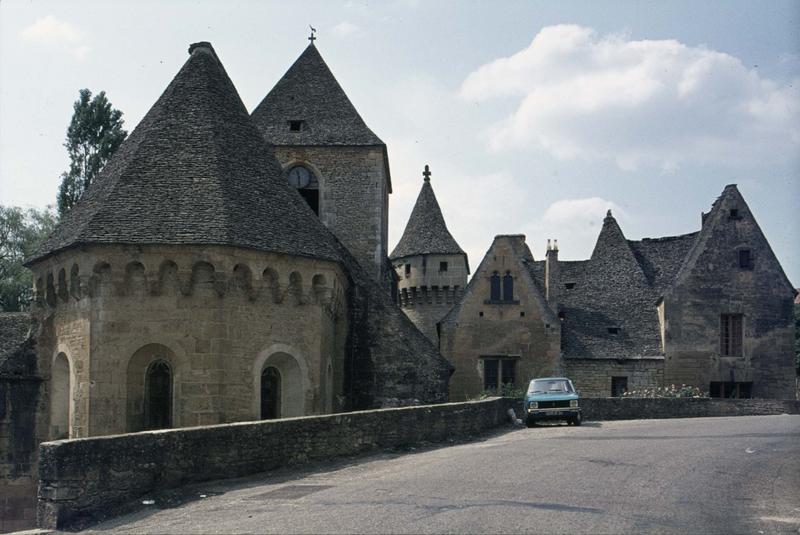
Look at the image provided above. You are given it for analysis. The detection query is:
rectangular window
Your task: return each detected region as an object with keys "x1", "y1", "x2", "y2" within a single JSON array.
[
  {"x1": 483, "y1": 358, "x2": 499, "y2": 390},
  {"x1": 502, "y1": 273, "x2": 514, "y2": 302},
  {"x1": 607, "y1": 327, "x2": 620, "y2": 335},
  {"x1": 439, "y1": 261, "x2": 448, "y2": 272},
  {"x1": 720, "y1": 314, "x2": 743, "y2": 357},
  {"x1": 404, "y1": 264, "x2": 411, "y2": 276},
  {"x1": 501, "y1": 360, "x2": 516, "y2": 387},
  {"x1": 288, "y1": 120, "x2": 304, "y2": 132},
  {"x1": 564, "y1": 282, "x2": 576, "y2": 290},
  {"x1": 709, "y1": 381, "x2": 752, "y2": 399},
  {"x1": 611, "y1": 376, "x2": 628, "y2": 397},
  {"x1": 738, "y1": 249, "x2": 753, "y2": 269},
  {"x1": 482, "y1": 357, "x2": 517, "y2": 392}
]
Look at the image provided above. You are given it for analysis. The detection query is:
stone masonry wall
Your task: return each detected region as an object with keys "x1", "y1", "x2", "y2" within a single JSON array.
[
  {"x1": 440, "y1": 237, "x2": 561, "y2": 400},
  {"x1": 37, "y1": 398, "x2": 510, "y2": 529},
  {"x1": 0, "y1": 314, "x2": 48, "y2": 533},
  {"x1": 394, "y1": 253, "x2": 469, "y2": 344},
  {"x1": 0, "y1": 377, "x2": 47, "y2": 533},
  {"x1": 663, "y1": 190, "x2": 796, "y2": 398},
  {"x1": 31, "y1": 244, "x2": 349, "y2": 438},
  {"x1": 274, "y1": 146, "x2": 389, "y2": 283},
  {"x1": 578, "y1": 397, "x2": 800, "y2": 421},
  {"x1": 565, "y1": 358, "x2": 665, "y2": 397}
]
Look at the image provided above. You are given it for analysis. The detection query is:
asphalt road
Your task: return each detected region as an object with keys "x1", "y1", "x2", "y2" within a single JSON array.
[{"x1": 83, "y1": 415, "x2": 800, "y2": 534}]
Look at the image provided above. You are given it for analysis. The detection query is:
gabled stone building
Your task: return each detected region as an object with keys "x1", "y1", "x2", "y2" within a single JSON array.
[{"x1": 428, "y1": 185, "x2": 796, "y2": 400}]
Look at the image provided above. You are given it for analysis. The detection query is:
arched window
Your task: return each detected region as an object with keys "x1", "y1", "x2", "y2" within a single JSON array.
[
  {"x1": 490, "y1": 272, "x2": 501, "y2": 301},
  {"x1": 287, "y1": 165, "x2": 319, "y2": 215},
  {"x1": 261, "y1": 366, "x2": 282, "y2": 419},
  {"x1": 503, "y1": 272, "x2": 514, "y2": 302},
  {"x1": 144, "y1": 360, "x2": 172, "y2": 430},
  {"x1": 50, "y1": 353, "x2": 72, "y2": 439}
]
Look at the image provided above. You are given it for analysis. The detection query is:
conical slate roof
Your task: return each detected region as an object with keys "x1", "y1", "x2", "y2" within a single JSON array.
[
  {"x1": 390, "y1": 166, "x2": 466, "y2": 265},
  {"x1": 251, "y1": 44, "x2": 383, "y2": 146},
  {"x1": 29, "y1": 42, "x2": 343, "y2": 265}
]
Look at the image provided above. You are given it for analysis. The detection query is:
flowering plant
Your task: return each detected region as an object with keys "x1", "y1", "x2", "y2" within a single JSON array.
[{"x1": 621, "y1": 384, "x2": 707, "y2": 398}]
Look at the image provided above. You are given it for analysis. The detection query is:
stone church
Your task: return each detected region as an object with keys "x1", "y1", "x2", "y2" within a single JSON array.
[
  {"x1": 393, "y1": 173, "x2": 796, "y2": 400},
  {"x1": 4, "y1": 41, "x2": 452, "y2": 445}
]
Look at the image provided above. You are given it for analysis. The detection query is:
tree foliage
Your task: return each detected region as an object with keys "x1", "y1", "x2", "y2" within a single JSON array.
[
  {"x1": 0, "y1": 205, "x2": 57, "y2": 312},
  {"x1": 57, "y1": 89, "x2": 127, "y2": 217}
]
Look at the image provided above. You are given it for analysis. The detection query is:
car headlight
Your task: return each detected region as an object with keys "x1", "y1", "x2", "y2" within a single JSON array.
[
  {"x1": 570, "y1": 400, "x2": 578, "y2": 408},
  {"x1": 529, "y1": 401, "x2": 538, "y2": 409}
]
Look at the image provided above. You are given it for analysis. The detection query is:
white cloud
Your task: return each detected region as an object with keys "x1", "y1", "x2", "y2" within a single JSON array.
[
  {"x1": 525, "y1": 197, "x2": 623, "y2": 260},
  {"x1": 331, "y1": 21, "x2": 359, "y2": 38},
  {"x1": 460, "y1": 24, "x2": 800, "y2": 170},
  {"x1": 20, "y1": 15, "x2": 90, "y2": 59}
]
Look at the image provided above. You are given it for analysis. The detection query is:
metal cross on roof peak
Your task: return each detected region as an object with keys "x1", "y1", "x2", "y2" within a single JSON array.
[
  {"x1": 423, "y1": 164, "x2": 431, "y2": 182},
  {"x1": 309, "y1": 25, "x2": 317, "y2": 43}
]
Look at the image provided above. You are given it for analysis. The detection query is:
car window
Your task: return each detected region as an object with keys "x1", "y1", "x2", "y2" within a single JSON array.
[{"x1": 528, "y1": 379, "x2": 574, "y2": 394}]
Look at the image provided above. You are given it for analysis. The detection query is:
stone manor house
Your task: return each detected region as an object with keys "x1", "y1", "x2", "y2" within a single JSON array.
[{"x1": 1, "y1": 39, "x2": 796, "y2": 447}]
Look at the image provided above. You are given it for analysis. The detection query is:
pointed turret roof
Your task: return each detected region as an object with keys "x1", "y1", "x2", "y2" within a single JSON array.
[
  {"x1": 28, "y1": 42, "x2": 343, "y2": 265},
  {"x1": 390, "y1": 165, "x2": 468, "y2": 270},
  {"x1": 251, "y1": 44, "x2": 383, "y2": 146}
]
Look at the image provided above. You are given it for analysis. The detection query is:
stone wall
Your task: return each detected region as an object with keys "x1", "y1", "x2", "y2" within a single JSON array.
[
  {"x1": 565, "y1": 357, "x2": 665, "y2": 397},
  {"x1": 578, "y1": 397, "x2": 800, "y2": 421},
  {"x1": 0, "y1": 314, "x2": 48, "y2": 533},
  {"x1": 663, "y1": 187, "x2": 796, "y2": 398},
  {"x1": 274, "y1": 146, "x2": 389, "y2": 283},
  {"x1": 37, "y1": 398, "x2": 510, "y2": 529},
  {"x1": 393, "y1": 252, "x2": 468, "y2": 344},
  {"x1": 31, "y1": 244, "x2": 349, "y2": 437}
]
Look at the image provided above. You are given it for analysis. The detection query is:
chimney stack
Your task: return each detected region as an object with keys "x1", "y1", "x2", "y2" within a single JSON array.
[{"x1": 545, "y1": 238, "x2": 560, "y2": 312}]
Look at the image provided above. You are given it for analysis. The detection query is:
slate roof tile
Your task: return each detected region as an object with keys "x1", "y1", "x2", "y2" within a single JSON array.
[
  {"x1": 29, "y1": 42, "x2": 344, "y2": 266},
  {"x1": 389, "y1": 169, "x2": 467, "y2": 270},
  {"x1": 251, "y1": 44, "x2": 383, "y2": 146},
  {"x1": 527, "y1": 211, "x2": 701, "y2": 360},
  {"x1": 0, "y1": 312, "x2": 36, "y2": 376}
]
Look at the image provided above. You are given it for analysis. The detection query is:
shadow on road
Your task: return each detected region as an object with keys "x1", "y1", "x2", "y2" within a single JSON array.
[{"x1": 67, "y1": 426, "x2": 523, "y2": 532}]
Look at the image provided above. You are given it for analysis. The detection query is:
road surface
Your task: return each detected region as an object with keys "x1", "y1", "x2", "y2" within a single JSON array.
[{"x1": 83, "y1": 415, "x2": 800, "y2": 534}]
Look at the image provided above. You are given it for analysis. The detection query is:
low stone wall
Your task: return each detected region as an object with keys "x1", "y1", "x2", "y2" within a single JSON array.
[
  {"x1": 505, "y1": 397, "x2": 800, "y2": 422},
  {"x1": 579, "y1": 397, "x2": 800, "y2": 421},
  {"x1": 37, "y1": 398, "x2": 509, "y2": 529}
]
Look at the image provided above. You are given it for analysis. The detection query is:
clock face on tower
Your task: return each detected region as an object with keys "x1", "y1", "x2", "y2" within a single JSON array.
[{"x1": 287, "y1": 165, "x2": 311, "y2": 188}]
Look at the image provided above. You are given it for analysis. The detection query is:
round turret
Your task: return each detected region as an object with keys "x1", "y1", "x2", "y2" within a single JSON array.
[{"x1": 390, "y1": 165, "x2": 469, "y2": 343}]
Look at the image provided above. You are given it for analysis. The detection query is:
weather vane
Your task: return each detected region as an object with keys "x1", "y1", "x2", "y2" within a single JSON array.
[{"x1": 309, "y1": 25, "x2": 317, "y2": 43}]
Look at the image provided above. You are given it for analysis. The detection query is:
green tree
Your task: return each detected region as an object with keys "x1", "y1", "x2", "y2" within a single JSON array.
[
  {"x1": 57, "y1": 89, "x2": 127, "y2": 216},
  {"x1": 0, "y1": 205, "x2": 57, "y2": 312}
]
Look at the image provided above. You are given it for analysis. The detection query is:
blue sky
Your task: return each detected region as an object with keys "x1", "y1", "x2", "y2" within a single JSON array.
[{"x1": 1, "y1": 0, "x2": 798, "y2": 284}]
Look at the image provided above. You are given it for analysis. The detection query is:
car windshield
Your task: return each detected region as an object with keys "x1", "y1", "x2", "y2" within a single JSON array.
[{"x1": 528, "y1": 379, "x2": 574, "y2": 394}]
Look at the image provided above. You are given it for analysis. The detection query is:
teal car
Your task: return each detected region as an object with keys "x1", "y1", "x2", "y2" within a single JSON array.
[{"x1": 524, "y1": 377, "x2": 581, "y2": 427}]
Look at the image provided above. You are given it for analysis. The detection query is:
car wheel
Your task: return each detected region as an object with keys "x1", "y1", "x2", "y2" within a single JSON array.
[
  {"x1": 526, "y1": 418, "x2": 536, "y2": 428},
  {"x1": 573, "y1": 414, "x2": 582, "y2": 426}
]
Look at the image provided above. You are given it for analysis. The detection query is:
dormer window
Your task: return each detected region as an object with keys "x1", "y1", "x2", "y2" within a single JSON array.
[
  {"x1": 729, "y1": 208, "x2": 741, "y2": 219},
  {"x1": 439, "y1": 262, "x2": 448, "y2": 272},
  {"x1": 564, "y1": 282, "x2": 576, "y2": 290},
  {"x1": 288, "y1": 120, "x2": 304, "y2": 132},
  {"x1": 405, "y1": 264, "x2": 411, "y2": 276}
]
